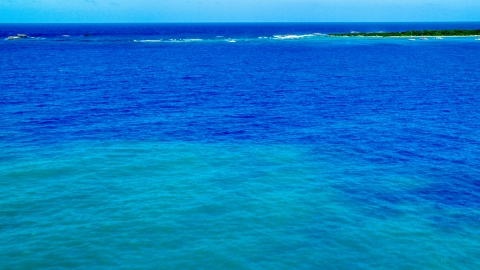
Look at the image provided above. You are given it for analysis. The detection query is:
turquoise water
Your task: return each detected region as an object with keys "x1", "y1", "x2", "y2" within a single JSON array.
[
  {"x1": 2, "y1": 140, "x2": 479, "y2": 269},
  {"x1": 2, "y1": 23, "x2": 480, "y2": 269}
]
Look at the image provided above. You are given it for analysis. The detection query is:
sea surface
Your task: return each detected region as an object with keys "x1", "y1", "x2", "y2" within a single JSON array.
[{"x1": 1, "y1": 23, "x2": 480, "y2": 269}]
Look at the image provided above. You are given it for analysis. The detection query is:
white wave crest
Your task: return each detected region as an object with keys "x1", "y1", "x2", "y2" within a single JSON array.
[{"x1": 134, "y1": 39, "x2": 163, "y2": 43}]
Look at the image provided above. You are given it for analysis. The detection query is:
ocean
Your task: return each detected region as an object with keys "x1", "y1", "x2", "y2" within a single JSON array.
[{"x1": 1, "y1": 23, "x2": 480, "y2": 269}]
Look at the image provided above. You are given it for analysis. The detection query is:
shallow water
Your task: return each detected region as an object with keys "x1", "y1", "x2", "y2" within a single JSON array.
[{"x1": 1, "y1": 23, "x2": 480, "y2": 269}]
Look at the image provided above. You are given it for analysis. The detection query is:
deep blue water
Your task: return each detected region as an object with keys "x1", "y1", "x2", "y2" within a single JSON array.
[{"x1": 1, "y1": 23, "x2": 480, "y2": 269}]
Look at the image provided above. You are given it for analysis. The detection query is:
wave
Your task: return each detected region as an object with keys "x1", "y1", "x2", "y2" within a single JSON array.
[
  {"x1": 166, "y1": 38, "x2": 202, "y2": 42},
  {"x1": 272, "y1": 33, "x2": 326, "y2": 39},
  {"x1": 131, "y1": 33, "x2": 327, "y2": 44},
  {"x1": 133, "y1": 39, "x2": 163, "y2": 43}
]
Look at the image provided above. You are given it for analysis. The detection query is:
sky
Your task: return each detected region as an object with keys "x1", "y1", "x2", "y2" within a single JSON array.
[{"x1": 1, "y1": 0, "x2": 480, "y2": 23}]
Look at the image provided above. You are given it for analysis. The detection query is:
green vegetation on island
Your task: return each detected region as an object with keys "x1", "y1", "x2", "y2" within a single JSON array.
[{"x1": 329, "y1": 29, "x2": 480, "y2": 37}]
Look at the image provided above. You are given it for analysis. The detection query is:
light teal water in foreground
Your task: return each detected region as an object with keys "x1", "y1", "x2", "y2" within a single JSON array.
[{"x1": 2, "y1": 140, "x2": 479, "y2": 269}]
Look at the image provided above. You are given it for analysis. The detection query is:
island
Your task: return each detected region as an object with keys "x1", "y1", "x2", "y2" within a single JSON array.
[
  {"x1": 328, "y1": 29, "x2": 480, "y2": 37},
  {"x1": 6, "y1": 34, "x2": 29, "y2": 40}
]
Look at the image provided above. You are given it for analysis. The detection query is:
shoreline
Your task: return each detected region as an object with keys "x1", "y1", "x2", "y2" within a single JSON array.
[
  {"x1": 327, "y1": 35, "x2": 480, "y2": 38},
  {"x1": 328, "y1": 29, "x2": 480, "y2": 38}
]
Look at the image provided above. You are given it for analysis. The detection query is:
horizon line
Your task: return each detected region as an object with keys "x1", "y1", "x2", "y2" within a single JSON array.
[{"x1": 2, "y1": 21, "x2": 480, "y2": 24}]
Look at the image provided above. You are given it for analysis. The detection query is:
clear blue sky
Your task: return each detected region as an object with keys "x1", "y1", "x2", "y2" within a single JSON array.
[{"x1": 1, "y1": 0, "x2": 479, "y2": 23}]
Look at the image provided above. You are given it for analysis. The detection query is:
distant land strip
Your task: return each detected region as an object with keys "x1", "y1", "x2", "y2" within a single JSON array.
[{"x1": 329, "y1": 29, "x2": 480, "y2": 37}]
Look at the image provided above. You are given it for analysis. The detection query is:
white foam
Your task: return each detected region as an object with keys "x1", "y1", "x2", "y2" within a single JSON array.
[
  {"x1": 273, "y1": 34, "x2": 304, "y2": 40},
  {"x1": 134, "y1": 39, "x2": 163, "y2": 43}
]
